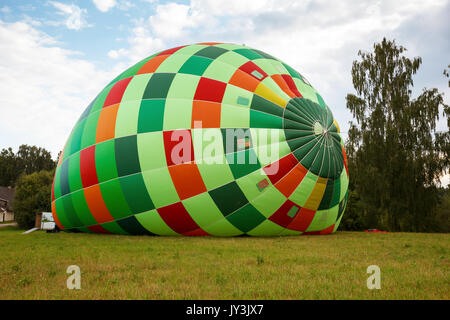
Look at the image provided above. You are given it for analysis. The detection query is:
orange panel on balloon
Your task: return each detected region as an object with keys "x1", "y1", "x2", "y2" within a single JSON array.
[
  {"x1": 95, "y1": 103, "x2": 119, "y2": 143},
  {"x1": 136, "y1": 55, "x2": 169, "y2": 75},
  {"x1": 275, "y1": 163, "x2": 308, "y2": 197},
  {"x1": 228, "y1": 69, "x2": 260, "y2": 92},
  {"x1": 83, "y1": 185, "x2": 114, "y2": 224},
  {"x1": 168, "y1": 162, "x2": 207, "y2": 200},
  {"x1": 191, "y1": 100, "x2": 221, "y2": 128}
]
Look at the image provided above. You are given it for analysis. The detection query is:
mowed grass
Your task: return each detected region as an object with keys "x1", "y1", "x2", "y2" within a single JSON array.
[{"x1": 0, "y1": 226, "x2": 448, "y2": 300}]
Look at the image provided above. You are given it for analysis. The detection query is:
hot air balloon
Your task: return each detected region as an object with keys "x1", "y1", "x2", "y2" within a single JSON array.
[{"x1": 51, "y1": 43, "x2": 349, "y2": 236}]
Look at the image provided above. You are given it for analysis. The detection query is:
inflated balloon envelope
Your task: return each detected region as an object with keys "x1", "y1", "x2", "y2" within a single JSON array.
[{"x1": 51, "y1": 42, "x2": 349, "y2": 236}]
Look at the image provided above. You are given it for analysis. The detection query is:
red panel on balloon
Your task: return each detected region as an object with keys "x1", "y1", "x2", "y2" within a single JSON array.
[
  {"x1": 157, "y1": 202, "x2": 203, "y2": 235},
  {"x1": 263, "y1": 153, "x2": 299, "y2": 185},
  {"x1": 287, "y1": 207, "x2": 316, "y2": 232},
  {"x1": 163, "y1": 130, "x2": 194, "y2": 166},
  {"x1": 281, "y1": 74, "x2": 302, "y2": 97},
  {"x1": 268, "y1": 200, "x2": 299, "y2": 228},
  {"x1": 103, "y1": 77, "x2": 132, "y2": 108},
  {"x1": 194, "y1": 77, "x2": 227, "y2": 103},
  {"x1": 239, "y1": 61, "x2": 268, "y2": 81},
  {"x1": 80, "y1": 145, "x2": 98, "y2": 188}
]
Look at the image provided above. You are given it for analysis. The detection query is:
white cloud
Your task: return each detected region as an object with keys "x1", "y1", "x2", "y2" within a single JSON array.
[
  {"x1": 190, "y1": 0, "x2": 277, "y2": 16},
  {"x1": 108, "y1": 21, "x2": 164, "y2": 62},
  {"x1": 49, "y1": 1, "x2": 91, "y2": 30},
  {"x1": 93, "y1": 0, "x2": 117, "y2": 12},
  {"x1": 0, "y1": 19, "x2": 116, "y2": 157},
  {"x1": 149, "y1": 2, "x2": 208, "y2": 39}
]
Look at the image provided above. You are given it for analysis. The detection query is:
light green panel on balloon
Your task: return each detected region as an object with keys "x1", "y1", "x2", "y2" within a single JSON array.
[
  {"x1": 142, "y1": 167, "x2": 180, "y2": 208},
  {"x1": 222, "y1": 84, "x2": 253, "y2": 108},
  {"x1": 192, "y1": 128, "x2": 223, "y2": 159},
  {"x1": 197, "y1": 157, "x2": 235, "y2": 191},
  {"x1": 203, "y1": 59, "x2": 236, "y2": 83},
  {"x1": 192, "y1": 128, "x2": 235, "y2": 190},
  {"x1": 80, "y1": 110, "x2": 101, "y2": 149},
  {"x1": 220, "y1": 104, "x2": 250, "y2": 128},
  {"x1": 265, "y1": 60, "x2": 289, "y2": 75},
  {"x1": 236, "y1": 169, "x2": 273, "y2": 203},
  {"x1": 177, "y1": 44, "x2": 209, "y2": 56},
  {"x1": 250, "y1": 128, "x2": 286, "y2": 146},
  {"x1": 167, "y1": 74, "x2": 200, "y2": 100},
  {"x1": 253, "y1": 141, "x2": 291, "y2": 167},
  {"x1": 278, "y1": 228, "x2": 303, "y2": 236},
  {"x1": 182, "y1": 192, "x2": 224, "y2": 229},
  {"x1": 115, "y1": 100, "x2": 140, "y2": 138},
  {"x1": 137, "y1": 131, "x2": 166, "y2": 172},
  {"x1": 250, "y1": 185, "x2": 286, "y2": 218},
  {"x1": 135, "y1": 210, "x2": 179, "y2": 236},
  {"x1": 293, "y1": 78, "x2": 319, "y2": 104},
  {"x1": 252, "y1": 59, "x2": 280, "y2": 76},
  {"x1": 339, "y1": 169, "x2": 349, "y2": 201},
  {"x1": 246, "y1": 219, "x2": 285, "y2": 236},
  {"x1": 163, "y1": 99, "x2": 192, "y2": 130},
  {"x1": 289, "y1": 171, "x2": 318, "y2": 207},
  {"x1": 333, "y1": 199, "x2": 347, "y2": 232},
  {"x1": 214, "y1": 50, "x2": 249, "y2": 69},
  {"x1": 250, "y1": 129, "x2": 289, "y2": 161},
  {"x1": 202, "y1": 217, "x2": 243, "y2": 237},
  {"x1": 157, "y1": 45, "x2": 208, "y2": 72},
  {"x1": 121, "y1": 73, "x2": 152, "y2": 102},
  {"x1": 306, "y1": 204, "x2": 339, "y2": 232},
  {"x1": 155, "y1": 53, "x2": 192, "y2": 73}
]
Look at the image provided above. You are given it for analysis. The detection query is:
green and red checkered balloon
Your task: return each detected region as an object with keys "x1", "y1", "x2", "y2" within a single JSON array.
[{"x1": 51, "y1": 42, "x2": 349, "y2": 236}]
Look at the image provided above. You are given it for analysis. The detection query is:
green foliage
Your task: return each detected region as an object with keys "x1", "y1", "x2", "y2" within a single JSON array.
[
  {"x1": 345, "y1": 38, "x2": 449, "y2": 232},
  {"x1": 12, "y1": 170, "x2": 54, "y2": 229},
  {"x1": 434, "y1": 187, "x2": 450, "y2": 233},
  {"x1": 0, "y1": 145, "x2": 56, "y2": 187},
  {"x1": 340, "y1": 190, "x2": 366, "y2": 230}
]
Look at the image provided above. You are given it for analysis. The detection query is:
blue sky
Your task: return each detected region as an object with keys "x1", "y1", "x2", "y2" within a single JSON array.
[{"x1": 0, "y1": 0, "x2": 449, "y2": 181}]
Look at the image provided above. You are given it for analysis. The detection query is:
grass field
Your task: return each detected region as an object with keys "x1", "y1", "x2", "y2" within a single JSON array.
[{"x1": 0, "y1": 226, "x2": 448, "y2": 299}]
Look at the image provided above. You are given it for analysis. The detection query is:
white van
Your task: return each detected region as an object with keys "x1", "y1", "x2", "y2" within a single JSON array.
[{"x1": 41, "y1": 212, "x2": 56, "y2": 231}]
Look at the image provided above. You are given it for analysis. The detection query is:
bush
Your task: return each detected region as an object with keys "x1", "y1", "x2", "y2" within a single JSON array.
[{"x1": 13, "y1": 169, "x2": 54, "y2": 229}]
